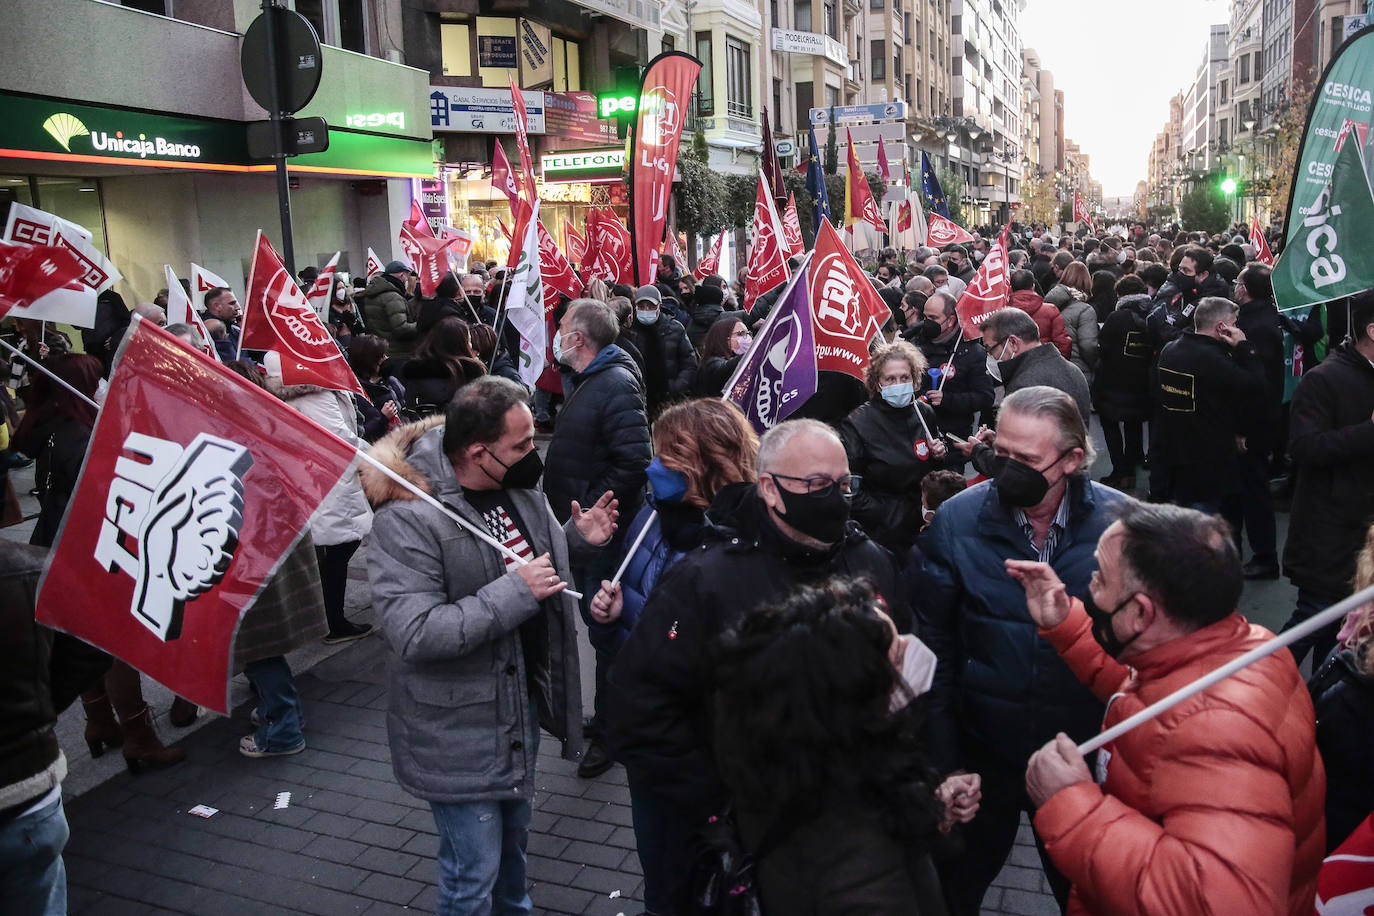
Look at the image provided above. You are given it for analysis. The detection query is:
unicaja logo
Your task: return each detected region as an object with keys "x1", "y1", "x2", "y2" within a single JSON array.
[{"x1": 42, "y1": 113, "x2": 89, "y2": 152}]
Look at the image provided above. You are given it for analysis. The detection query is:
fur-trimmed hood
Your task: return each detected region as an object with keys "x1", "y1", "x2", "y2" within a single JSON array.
[
  {"x1": 264, "y1": 374, "x2": 330, "y2": 402},
  {"x1": 359, "y1": 415, "x2": 446, "y2": 507}
]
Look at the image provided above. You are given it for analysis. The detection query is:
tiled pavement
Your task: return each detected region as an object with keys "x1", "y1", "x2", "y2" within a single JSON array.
[{"x1": 60, "y1": 628, "x2": 1057, "y2": 916}]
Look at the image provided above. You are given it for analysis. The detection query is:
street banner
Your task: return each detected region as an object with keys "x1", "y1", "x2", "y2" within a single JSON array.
[
  {"x1": 586, "y1": 208, "x2": 634, "y2": 286},
  {"x1": 1272, "y1": 135, "x2": 1374, "y2": 310},
  {"x1": 927, "y1": 212, "x2": 977, "y2": 247},
  {"x1": 366, "y1": 248, "x2": 384, "y2": 278},
  {"x1": 724, "y1": 252, "x2": 818, "y2": 432},
  {"x1": 810, "y1": 219, "x2": 891, "y2": 378},
  {"x1": 845, "y1": 128, "x2": 886, "y2": 233},
  {"x1": 505, "y1": 200, "x2": 547, "y2": 386},
  {"x1": 806, "y1": 124, "x2": 832, "y2": 229},
  {"x1": 782, "y1": 193, "x2": 805, "y2": 256},
  {"x1": 304, "y1": 251, "x2": 341, "y2": 319},
  {"x1": 760, "y1": 110, "x2": 788, "y2": 209},
  {"x1": 34, "y1": 318, "x2": 358, "y2": 713},
  {"x1": 694, "y1": 228, "x2": 725, "y2": 280},
  {"x1": 191, "y1": 263, "x2": 233, "y2": 313},
  {"x1": 1073, "y1": 190, "x2": 1094, "y2": 231},
  {"x1": 509, "y1": 75, "x2": 538, "y2": 204},
  {"x1": 876, "y1": 135, "x2": 892, "y2": 184},
  {"x1": 2, "y1": 203, "x2": 121, "y2": 301},
  {"x1": 743, "y1": 173, "x2": 790, "y2": 313},
  {"x1": 562, "y1": 219, "x2": 586, "y2": 266},
  {"x1": 163, "y1": 265, "x2": 218, "y2": 361},
  {"x1": 629, "y1": 51, "x2": 702, "y2": 286},
  {"x1": 0, "y1": 241, "x2": 93, "y2": 323},
  {"x1": 492, "y1": 139, "x2": 521, "y2": 209},
  {"x1": 1250, "y1": 214, "x2": 1275, "y2": 266},
  {"x1": 921, "y1": 150, "x2": 950, "y2": 219},
  {"x1": 955, "y1": 223, "x2": 1013, "y2": 336},
  {"x1": 240, "y1": 232, "x2": 365, "y2": 395}
]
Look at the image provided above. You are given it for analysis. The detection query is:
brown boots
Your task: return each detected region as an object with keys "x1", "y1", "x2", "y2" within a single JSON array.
[{"x1": 79, "y1": 661, "x2": 187, "y2": 776}]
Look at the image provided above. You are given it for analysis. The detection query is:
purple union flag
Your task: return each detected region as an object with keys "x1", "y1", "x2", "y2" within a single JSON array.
[{"x1": 724, "y1": 254, "x2": 817, "y2": 433}]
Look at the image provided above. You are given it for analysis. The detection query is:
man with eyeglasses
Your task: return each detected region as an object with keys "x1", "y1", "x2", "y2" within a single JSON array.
[
  {"x1": 604, "y1": 418, "x2": 910, "y2": 911},
  {"x1": 980, "y1": 307, "x2": 1092, "y2": 427},
  {"x1": 918, "y1": 386, "x2": 1130, "y2": 915}
]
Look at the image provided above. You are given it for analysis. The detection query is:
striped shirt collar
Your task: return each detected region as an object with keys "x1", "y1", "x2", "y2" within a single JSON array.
[{"x1": 1012, "y1": 491, "x2": 1072, "y2": 563}]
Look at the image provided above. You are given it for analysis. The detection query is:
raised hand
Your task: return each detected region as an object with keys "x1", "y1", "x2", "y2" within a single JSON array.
[
  {"x1": 572, "y1": 491, "x2": 619, "y2": 546},
  {"x1": 1005, "y1": 559, "x2": 1072, "y2": 629}
]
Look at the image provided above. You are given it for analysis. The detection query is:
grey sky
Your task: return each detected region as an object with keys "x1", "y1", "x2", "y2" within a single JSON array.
[{"x1": 1019, "y1": 0, "x2": 1230, "y2": 197}]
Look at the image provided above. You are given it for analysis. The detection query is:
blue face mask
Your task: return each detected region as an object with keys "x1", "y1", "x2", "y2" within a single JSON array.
[
  {"x1": 636, "y1": 308, "x2": 660, "y2": 325},
  {"x1": 645, "y1": 457, "x2": 688, "y2": 503},
  {"x1": 881, "y1": 382, "x2": 914, "y2": 408}
]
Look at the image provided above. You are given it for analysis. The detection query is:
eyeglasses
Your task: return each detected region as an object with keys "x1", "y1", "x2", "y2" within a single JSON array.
[
  {"x1": 768, "y1": 472, "x2": 862, "y2": 498},
  {"x1": 980, "y1": 337, "x2": 1005, "y2": 352}
]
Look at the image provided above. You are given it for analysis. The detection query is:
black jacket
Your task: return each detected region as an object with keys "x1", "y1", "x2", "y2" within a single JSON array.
[
  {"x1": 693, "y1": 354, "x2": 742, "y2": 397},
  {"x1": 400, "y1": 356, "x2": 485, "y2": 416},
  {"x1": 543, "y1": 345, "x2": 652, "y2": 525},
  {"x1": 999, "y1": 342, "x2": 1093, "y2": 427},
  {"x1": 912, "y1": 332, "x2": 995, "y2": 437},
  {"x1": 621, "y1": 315, "x2": 699, "y2": 413},
  {"x1": 1092, "y1": 294, "x2": 1154, "y2": 420},
  {"x1": 1029, "y1": 254, "x2": 1056, "y2": 295},
  {"x1": 1309, "y1": 649, "x2": 1374, "y2": 853},
  {"x1": 839, "y1": 398, "x2": 945, "y2": 554},
  {"x1": 1236, "y1": 296, "x2": 1285, "y2": 445},
  {"x1": 24, "y1": 416, "x2": 92, "y2": 549},
  {"x1": 328, "y1": 303, "x2": 366, "y2": 338},
  {"x1": 1284, "y1": 344, "x2": 1374, "y2": 596},
  {"x1": 604, "y1": 482, "x2": 910, "y2": 815},
  {"x1": 1145, "y1": 271, "x2": 1231, "y2": 353},
  {"x1": 1154, "y1": 331, "x2": 1265, "y2": 501},
  {"x1": 685, "y1": 303, "x2": 747, "y2": 351}
]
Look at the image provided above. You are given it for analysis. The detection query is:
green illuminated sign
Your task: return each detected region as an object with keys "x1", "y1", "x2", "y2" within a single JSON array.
[
  {"x1": 598, "y1": 94, "x2": 638, "y2": 118},
  {"x1": 345, "y1": 111, "x2": 406, "y2": 131}
]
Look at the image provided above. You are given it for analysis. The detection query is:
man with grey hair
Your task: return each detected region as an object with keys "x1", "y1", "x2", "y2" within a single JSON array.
[
  {"x1": 164, "y1": 323, "x2": 202, "y2": 349},
  {"x1": 544, "y1": 298, "x2": 651, "y2": 777},
  {"x1": 981, "y1": 307, "x2": 1092, "y2": 425},
  {"x1": 918, "y1": 385, "x2": 1130, "y2": 914},
  {"x1": 133, "y1": 303, "x2": 167, "y2": 326},
  {"x1": 605, "y1": 417, "x2": 913, "y2": 910},
  {"x1": 1153, "y1": 295, "x2": 1263, "y2": 511}
]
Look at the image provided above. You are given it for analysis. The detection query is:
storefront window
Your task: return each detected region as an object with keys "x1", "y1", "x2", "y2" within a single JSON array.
[{"x1": 0, "y1": 176, "x2": 107, "y2": 254}]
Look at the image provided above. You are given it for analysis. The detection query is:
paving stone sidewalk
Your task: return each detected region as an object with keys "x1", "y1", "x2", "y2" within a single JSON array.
[{"x1": 61, "y1": 628, "x2": 1056, "y2": 916}]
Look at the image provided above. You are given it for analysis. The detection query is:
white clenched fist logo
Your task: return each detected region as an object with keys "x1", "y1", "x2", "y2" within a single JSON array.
[{"x1": 94, "y1": 432, "x2": 254, "y2": 641}]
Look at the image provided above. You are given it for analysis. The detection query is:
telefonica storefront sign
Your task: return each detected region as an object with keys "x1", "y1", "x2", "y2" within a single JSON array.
[
  {"x1": 771, "y1": 28, "x2": 848, "y2": 68},
  {"x1": 540, "y1": 147, "x2": 625, "y2": 182}
]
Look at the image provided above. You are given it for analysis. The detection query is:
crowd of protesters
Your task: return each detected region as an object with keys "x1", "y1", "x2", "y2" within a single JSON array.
[{"x1": 2, "y1": 214, "x2": 1373, "y2": 916}]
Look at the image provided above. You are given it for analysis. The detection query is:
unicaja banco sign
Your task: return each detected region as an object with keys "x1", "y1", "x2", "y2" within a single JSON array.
[{"x1": 40, "y1": 110, "x2": 206, "y2": 161}]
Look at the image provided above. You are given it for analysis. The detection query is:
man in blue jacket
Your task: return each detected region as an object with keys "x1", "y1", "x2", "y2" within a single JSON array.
[{"x1": 917, "y1": 385, "x2": 1129, "y2": 915}]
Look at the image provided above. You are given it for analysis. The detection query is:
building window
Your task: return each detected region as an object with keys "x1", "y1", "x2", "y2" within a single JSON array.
[
  {"x1": 1239, "y1": 54, "x2": 1250, "y2": 83},
  {"x1": 1253, "y1": 50, "x2": 1263, "y2": 79},
  {"x1": 440, "y1": 23, "x2": 472, "y2": 77},
  {"x1": 825, "y1": 85, "x2": 840, "y2": 108},
  {"x1": 697, "y1": 32, "x2": 715, "y2": 115},
  {"x1": 726, "y1": 36, "x2": 752, "y2": 119},
  {"x1": 796, "y1": 0, "x2": 811, "y2": 31},
  {"x1": 824, "y1": 0, "x2": 837, "y2": 37},
  {"x1": 773, "y1": 79, "x2": 783, "y2": 128},
  {"x1": 872, "y1": 40, "x2": 886, "y2": 80},
  {"x1": 290, "y1": 0, "x2": 366, "y2": 53},
  {"x1": 552, "y1": 36, "x2": 580, "y2": 90},
  {"x1": 771, "y1": 0, "x2": 780, "y2": 29},
  {"x1": 871, "y1": 0, "x2": 884, "y2": 9},
  {"x1": 904, "y1": 12, "x2": 911, "y2": 42}
]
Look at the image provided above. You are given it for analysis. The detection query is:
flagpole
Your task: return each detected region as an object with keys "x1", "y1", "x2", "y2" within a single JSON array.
[
  {"x1": 935, "y1": 326, "x2": 965, "y2": 392},
  {"x1": 0, "y1": 339, "x2": 100, "y2": 409},
  {"x1": 1078, "y1": 583, "x2": 1374, "y2": 756},
  {"x1": 488, "y1": 276, "x2": 516, "y2": 371}
]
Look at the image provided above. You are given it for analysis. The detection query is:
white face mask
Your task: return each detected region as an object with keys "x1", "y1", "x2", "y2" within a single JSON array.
[
  {"x1": 731, "y1": 334, "x2": 753, "y2": 355},
  {"x1": 636, "y1": 308, "x2": 660, "y2": 325},
  {"x1": 335, "y1": 288, "x2": 347, "y2": 302},
  {"x1": 889, "y1": 634, "x2": 938, "y2": 712}
]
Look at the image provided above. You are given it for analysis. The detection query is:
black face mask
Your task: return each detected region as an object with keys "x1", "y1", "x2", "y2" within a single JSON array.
[
  {"x1": 484, "y1": 447, "x2": 544, "y2": 490},
  {"x1": 1174, "y1": 274, "x2": 1197, "y2": 298},
  {"x1": 913, "y1": 317, "x2": 942, "y2": 340},
  {"x1": 771, "y1": 480, "x2": 850, "y2": 544},
  {"x1": 1083, "y1": 591, "x2": 1141, "y2": 658},
  {"x1": 992, "y1": 449, "x2": 1070, "y2": 508},
  {"x1": 466, "y1": 294, "x2": 484, "y2": 312}
]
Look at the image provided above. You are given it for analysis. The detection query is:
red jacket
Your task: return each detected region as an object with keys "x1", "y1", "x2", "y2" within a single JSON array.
[
  {"x1": 1008, "y1": 289, "x2": 1072, "y2": 359},
  {"x1": 1034, "y1": 603, "x2": 1326, "y2": 916}
]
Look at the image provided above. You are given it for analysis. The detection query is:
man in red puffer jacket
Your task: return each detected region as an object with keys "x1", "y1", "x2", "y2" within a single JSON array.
[
  {"x1": 1010, "y1": 502, "x2": 1325, "y2": 916},
  {"x1": 1008, "y1": 269, "x2": 1072, "y2": 358}
]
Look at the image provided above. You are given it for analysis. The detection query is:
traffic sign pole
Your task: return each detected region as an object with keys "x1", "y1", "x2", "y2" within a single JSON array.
[{"x1": 263, "y1": 0, "x2": 296, "y2": 277}]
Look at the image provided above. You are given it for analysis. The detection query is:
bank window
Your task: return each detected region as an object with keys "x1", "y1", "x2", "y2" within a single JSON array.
[
  {"x1": 441, "y1": 23, "x2": 472, "y2": 77},
  {"x1": 552, "y1": 36, "x2": 581, "y2": 91},
  {"x1": 726, "y1": 37, "x2": 752, "y2": 119},
  {"x1": 696, "y1": 33, "x2": 715, "y2": 115},
  {"x1": 825, "y1": 85, "x2": 840, "y2": 109}
]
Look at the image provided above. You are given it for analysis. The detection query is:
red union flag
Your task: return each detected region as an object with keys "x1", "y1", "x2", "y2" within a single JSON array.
[
  {"x1": 401, "y1": 222, "x2": 459, "y2": 297},
  {"x1": 1073, "y1": 190, "x2": 1094, "y2": 230},
  {"x1": 876, "y1": 135, "x2": 892, "y2": 184},
  {"x1": 630, "y1": 51, "x2": 702, "y2": 285},
  {"x1": 562, "y1": 219, "x2": 586, "y2": 265},
  {"x1": 191, "y1": 263, "x2": 233, "y2": 313},
  {"x1": 366, "y1": 247, "x2": 384, "y2": 278},
  {"x1": 163, "y1": 265, "x2": 218, "y2": 361},
  {"x1": 694, "y1": 228, "x2": 725, "y2": 280},
  {"x1": 509, "y1": 76, "x2": 538, "y2": 203},
  {"x1": 537, "y1": 220, "x2": 580, "y2": 302},
  {"x1": 0, "y1": 241, "x2": 94, "y2": 322},
  {"x1": 744, "y1": 173, "x2": 790, "y2": 313},
  {"x1": 241, "y1": 232, "x2": 365, "y2": 395},
  {"x1": 587, "y1": 208, "x2": 634, "y2": 286},
  {"x1": 492, "y1": 139, "x2": 521, "y2": 209},
  {"x1": 956, "y1": 223, "x2": 1013, "y2": 336},
  {"x1": 35, "y1": 318, "x2": 358, "y2": 713},
  {"x1": 2, "y1": 203, "x2": 122, "y2": 299},
  {"x1": 927, "y1": 212, "x2": 977, "y2": 247},
  {"x1": 809, "y1": 219, "x2": 891, "y2": 378},
  {"x1": 1251, "y1": 214, "x2": 1275, "y2": 266},
  {"x1": 782, "y1": 193, "x2": 805, "y2": 256}
]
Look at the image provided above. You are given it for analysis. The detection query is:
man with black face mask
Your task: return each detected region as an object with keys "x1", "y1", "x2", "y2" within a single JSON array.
[
  {"x1": 363, "y1": 376, "x2": 619, "y2": 915},
  {"x1": 605, "y1": 418, "x2": 911, "y2": 910},
  {"x1": 461, "y1": 272, "x2": 497, "y2": 325},
  {"x1": 1010, "y1": 503, "x2": 1324, "y2": 916},
  {"x1": 917, "y1": 386, "x2": 1129, "y2": 915}
]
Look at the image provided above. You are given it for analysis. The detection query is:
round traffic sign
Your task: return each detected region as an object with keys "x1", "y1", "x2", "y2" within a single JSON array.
[{"x1": 241, "y1": 8, "x2": 324, "y2": 115}]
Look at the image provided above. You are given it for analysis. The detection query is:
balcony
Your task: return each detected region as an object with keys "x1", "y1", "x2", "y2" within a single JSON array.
[{"x1": 727, "y1": 98, "x2": 754, "y2": 119}]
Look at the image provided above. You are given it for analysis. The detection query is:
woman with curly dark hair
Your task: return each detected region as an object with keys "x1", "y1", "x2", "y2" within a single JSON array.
[{"x1": 713, "y1": 576, "x2": 978, "y2": 914}]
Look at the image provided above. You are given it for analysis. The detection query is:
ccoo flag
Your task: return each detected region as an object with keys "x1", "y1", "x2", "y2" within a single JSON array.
[
  {"x1": 629, "y1": 51, "x2": 702, "y2": 286},
  {"x1": 163, "y1": 265, "x2": 218, "y2": 361},
  {"x1": 743, "y1": 173, "x2": 791, "y2": 313},
  {"x1": 694, "y1": 228, "x2": 726, "y2": 281},
  {"x1": 35, "y1": 317, "x2": 359, "y2": 713},
  {"x1": 782, "y1": 193, "x2": 806, "y2": 256},
  {"x1": 0, "y1": 241, "x2": 93, "y2": 322},
  {"x1": 304, "y1": 251, "x2": 341, "y2": 319},
  {"x1": 1250, "y1": 214, "x2": 1274, "y2": 267},
  {"x1": 724, "y1": 252, "x2": 818, "y2": 431}
]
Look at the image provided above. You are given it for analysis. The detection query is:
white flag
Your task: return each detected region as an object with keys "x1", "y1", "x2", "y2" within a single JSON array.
[
  {"x1": 504, "y1": 201, "x2": 546, "y2": 387},
  {"x1": 304, "y1": 252, "x2": 341, "y2": 319},
  {"x1": 366, "y1": 247, "x2": 384, "y2": 278},
  {"x1": 164, "y1": 265, "x2": 220, "y2": 361},
  {"x1": 3, "y1": 203, "x2": 122, "y2": 300},
  {"x1": 190, "y1": 263, "x2": 233, "y2": 313}
]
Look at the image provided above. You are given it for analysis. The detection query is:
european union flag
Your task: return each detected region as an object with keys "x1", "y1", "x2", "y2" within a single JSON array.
[
  {"x1": 921, "y1": 150, "x2": 950, "y2": 219},
  {"x1": 807, "y1": 124, "x2": 831, "y2": 228}
]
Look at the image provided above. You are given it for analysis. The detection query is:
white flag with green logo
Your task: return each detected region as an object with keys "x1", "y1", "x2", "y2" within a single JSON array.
[
  {"x1": 504, "y1": 200, "x2": 546, "y2": 388},
  {"x1": 1273, "y1": 137, "x2": 1374, "y2": 311}
]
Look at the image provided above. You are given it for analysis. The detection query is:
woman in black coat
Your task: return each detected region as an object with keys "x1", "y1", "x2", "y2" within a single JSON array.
[
  {"x1": 839, "y1": 341, "x2": 948, "y2": 556},
  {"x1": 400, "y1": 317, "x2": 486, "y2": 416},
  {"x1": 1092, "y1": 293, "x2": 1154, "y2": 489},
  {"x1": 346, "y1": 335, "x2": 405, "y2": 441},
  {"x1": 692, "y1": 316, "x2": 750, "y2": 396}
]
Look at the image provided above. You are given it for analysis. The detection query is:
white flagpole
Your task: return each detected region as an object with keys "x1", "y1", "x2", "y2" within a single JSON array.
[
  {"x1": 1078, "y1": 583, "x2": 1374, "y2": 755},
  {"x1": 935, "y1": 326, "x2": 965, "y2": 392},
  {"x1": 608, "y1": 510, "x2": 656, "y2": 588},
  {"x1": 0, "y1": 338, "x2": 98, "y2": 408}
]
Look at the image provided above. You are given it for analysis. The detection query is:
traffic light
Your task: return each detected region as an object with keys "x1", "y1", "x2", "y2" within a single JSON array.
[{"x1": 1221, "y1": 177, "x2": 1238, "y2": 195}]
